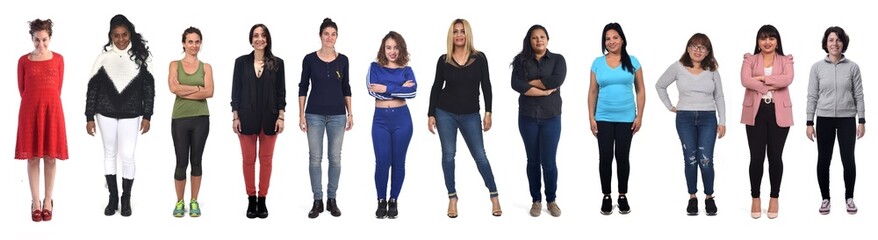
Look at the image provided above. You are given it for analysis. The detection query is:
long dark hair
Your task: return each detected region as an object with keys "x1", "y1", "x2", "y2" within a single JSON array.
[
  {"x1": 601, "y1": 22, "x2": 634, "y2": 74},
  {"x1": 679, "y1": 33, "x2": 718, "y2": 71},
  {"x1": 250, "y1": 23, "x2": 278, "y2": 72},
  {"x1": 511, "y1": 24, "x2": 548, "y2": 77},
  {"x1": 104, "y1": 14, "x2": 150, "y2": 70},
  {"x1": 753, "y1": 24, "x2": 784, "y2": 56}
]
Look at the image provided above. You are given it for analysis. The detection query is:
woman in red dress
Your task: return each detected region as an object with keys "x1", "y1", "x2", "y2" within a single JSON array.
[{"x1": 15, "y1": 18, "x2": 68, "y2": 222}]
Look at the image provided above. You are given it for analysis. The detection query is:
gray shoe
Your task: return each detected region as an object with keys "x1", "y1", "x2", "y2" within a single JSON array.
[
  {"x1": 529, "y1": 202, "x2": 542, "y2": 217},
  {"x1": 846, "y1": 198, "x2": 858, "y2": 215},
  {"x1": 547, "y1": 201, "x2": 561, "y2": 217},
  {"x1": 819, "y1": 199, "x2": 830, "y2": 215}
]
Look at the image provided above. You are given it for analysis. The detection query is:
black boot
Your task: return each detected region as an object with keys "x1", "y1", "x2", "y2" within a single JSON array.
[
  {"x1": 104, "y1": 175, "x2": 118, "y2": 216},
  {"x1": 120, "y1": 178, "x2": 134, "y2": 217},
  {"x1": 257, "y1": 196, "x2": 269, "y2": 218},
  {"x1": 308, "y1": 199, "x2": 324, "y2": 218},
  {"x1": 375, "y1": 199, "x2": 388, "y2": 219},
  {"x1": 387, "y1": 198, "x2": 398, "y2": 219},
  {"x1": 246, "y1": 196, "x2": 258, "y2": 219},
  {"x1": 327, "y1": 198, "x2": 342, "y2": 217}
]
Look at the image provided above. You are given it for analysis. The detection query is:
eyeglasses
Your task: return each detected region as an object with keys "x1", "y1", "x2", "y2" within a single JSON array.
[{"x1": 689, "y1": 45, "x2": 709, "y2": 53}]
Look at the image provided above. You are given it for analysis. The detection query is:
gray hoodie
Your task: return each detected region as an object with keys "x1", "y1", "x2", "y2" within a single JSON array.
[{"x1": 806, "y1": 56, "x2": 865, "y2": 123}]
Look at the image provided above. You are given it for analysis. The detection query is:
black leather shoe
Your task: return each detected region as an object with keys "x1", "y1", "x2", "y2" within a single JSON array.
[
  {"x1": 246, "y1": 196, "x2": 258, "y2": 219},
  {"x1": 308, "y1": 199, "x2": 324, "y2": 218},
  {"x1": 257, "y1": 196, "x2": 269, "y2": 218},
  {"x1": 327, "y1": 198, "x2": 342, "y2": 217},
  {"x1": 375, "y1": 199, "x2": 387, "y2": 219}
]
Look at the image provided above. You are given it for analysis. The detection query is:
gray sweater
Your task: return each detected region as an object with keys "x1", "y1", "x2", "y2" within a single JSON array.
[
  {"x1": 806, "y1": 57, "x2": 865, "y2": 123},
  {"x1": 655, "y1": 61, "x2": 726, "y2": 124}
]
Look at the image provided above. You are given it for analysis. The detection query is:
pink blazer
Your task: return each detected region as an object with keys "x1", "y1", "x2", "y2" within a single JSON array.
[{"x1": 740, "y1": 53, "x2": 794, "y2": 127}]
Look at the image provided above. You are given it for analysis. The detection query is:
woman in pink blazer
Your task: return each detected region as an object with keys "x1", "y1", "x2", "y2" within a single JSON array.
[{"x1": 740, "y1": 24, "x2": 794, "y2": 220}]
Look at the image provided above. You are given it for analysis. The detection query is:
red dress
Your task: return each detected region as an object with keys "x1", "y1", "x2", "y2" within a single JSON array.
[{"x1": 15, "y1": 52, "x2": 68, "y2": 160}]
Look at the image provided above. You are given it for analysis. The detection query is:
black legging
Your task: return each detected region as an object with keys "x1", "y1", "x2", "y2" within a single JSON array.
[
  {"x1": 172, "y1": 116, "x2": 210, "y2": 180},
  {"x1": 746, "y1": 102, "x2": 789, "y2": 198},
  {"x1": 816, "y1": 117, "x2": 857, "y2": 200},
  {"x1": 597, "y1": 121, "x2": 633, "y2": 195}
]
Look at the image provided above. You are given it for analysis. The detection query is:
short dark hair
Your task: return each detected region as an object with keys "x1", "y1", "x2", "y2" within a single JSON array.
[
  {"x1": 181, "y1": 26, "x2": 202, "y2": 51},
  {"x1": 29, "y1": 19, "x2": 53, "y2": 36},
  {"x1": 319, "y1": 18, "x2": 337, "y2": 36},
  {"x1": 822, "y1": 26, "x2": 849, "y2": 53}
]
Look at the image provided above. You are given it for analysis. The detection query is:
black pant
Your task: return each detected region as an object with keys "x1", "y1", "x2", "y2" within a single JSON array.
[
  {"x1": 816, "y1": 117, "x2": 857, "y2": 200},
  {"x1": 746, "y1": 102, "x2": 789, "y2": 198},
  {"x1": 172, "y1": 116, "x2": 210, "y2": 180},
  {"x1": 596, "y1": 121, "x2": 633, "y2": 194}
]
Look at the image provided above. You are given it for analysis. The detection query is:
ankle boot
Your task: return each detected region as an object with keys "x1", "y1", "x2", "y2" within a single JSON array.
[
  {"x1": 246, "y1": 196, "x2": 258, "y2": 219},
  {"x1": 104, "y1": 175, "x2": 118, "y2": 216},
  {"x1": 387, "y1": 198, "x2": 398, "y2": 219},
  {"x1": 375, "y1": 199, "x2": 388, "y2": 218},
  {"x1": 120, "y1": 178, "x2": 134, "y2": 217},
  {"x1": 308, "y1": 199, "x2": 324, "y2": 218},
  {"x1": 327, "y1": 198, "x2": 342, "y2": 217},
  {"x1": 257, "y1": 196, "x2": 269, "y2": 218}
]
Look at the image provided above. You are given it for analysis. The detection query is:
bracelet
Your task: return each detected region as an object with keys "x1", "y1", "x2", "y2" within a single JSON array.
[
  {"x1": 278, "y1": 117, "x2": 285, "y2": 121},
  {"x1": 232, "y1": 118, "x2": 239, "y2": 121}
]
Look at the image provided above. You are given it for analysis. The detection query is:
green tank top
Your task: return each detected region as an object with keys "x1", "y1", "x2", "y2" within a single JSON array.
[{"x1": 172, "y1": 61, "x2": 210, "y2": 119}]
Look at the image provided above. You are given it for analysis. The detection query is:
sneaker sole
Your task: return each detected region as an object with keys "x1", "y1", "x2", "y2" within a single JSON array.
[
  {"x1": 706, "y1": 212, "x2": 717, "y2": 216},
  {"x1": 687, "y1": 212, "x2": 699, "y2": 216},
  {"x1": 847, "y1": 211, "x2": 857, "y2": 215},
  {"x1": 819, "y1": 210, "x2": 829, "y2": 215}
]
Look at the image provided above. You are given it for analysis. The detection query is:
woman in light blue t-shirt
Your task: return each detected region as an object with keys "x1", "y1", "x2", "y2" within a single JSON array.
[{"x1": 587, "y1": 22, "x2": 645, "y2": 216}]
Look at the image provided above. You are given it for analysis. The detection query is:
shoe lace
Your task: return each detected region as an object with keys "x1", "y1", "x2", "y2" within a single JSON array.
[
  {"x1": 175, "y1": 200, "x2": 185, "y2": 211},
  {"x1": 846, "y1": 199, "x2": 857, "y2": 208},
  {"x1": 191, "y1": 200, "x2": 200, "y2": 211},
  {"x1": 821, "y1": 200, "x2": 830, "y2": 208}
]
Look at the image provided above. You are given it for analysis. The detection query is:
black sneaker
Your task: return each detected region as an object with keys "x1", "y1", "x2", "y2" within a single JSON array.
[
  {"x1": 375, "y1": 199, "x2": 388, "y2": 219},
  {"x1": 387, "y1": 198, "x2": 399, "y2": 219},
  {"x1": 705, "y1": 197, "x2": 718, "y2": 216},
  {"x1": 687, "y1": 198, "x2": 699, "y2": 216},
  {"x1": 618, "y1": 195, "x2": 631, "y2": 214},
  {"x1": 600, "y1": 195, "x2": 613, "y2": 215}
]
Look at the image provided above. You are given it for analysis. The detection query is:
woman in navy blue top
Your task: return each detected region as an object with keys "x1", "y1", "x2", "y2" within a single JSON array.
[
  {"x1": 298, "y1": 18, "x2": 352, "y2": 219},
  {"x1": 368, "y1": 31, "x2": 416, "y2": 219}
]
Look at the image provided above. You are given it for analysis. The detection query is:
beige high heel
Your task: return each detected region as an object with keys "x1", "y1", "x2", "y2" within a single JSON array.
[
  {"x1": 767, "y1": 197, "x2": 779, "y2": 219},
  {"x1": 751, "y1": 198, "x2": 762, "y2": 219}
]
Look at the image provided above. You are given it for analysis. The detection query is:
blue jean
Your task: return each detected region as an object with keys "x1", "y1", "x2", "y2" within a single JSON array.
[
  {"x1": 372, "y1": 106, "x2": 413, "y2": 200},
  {"x1": 306, "y1": 114, "x2": 347, "y2": 200},
  {"x1": 518, "y1": 115, "x2": 561, "y2": 202},
  {"x1": 675, "y1": 111, "x2": 717, "y2": 195},
  {"x1": 435, "y1": 108, "x2": 498, "y2": 198}
]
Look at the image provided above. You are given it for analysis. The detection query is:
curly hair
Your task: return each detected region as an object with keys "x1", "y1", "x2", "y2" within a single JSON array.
[
  {"x1": 28, "y1": 18, "x2": 54, "y2": 36},
  {"x1": 103, "y1": 14, "x2": 151, "y2": 70}
]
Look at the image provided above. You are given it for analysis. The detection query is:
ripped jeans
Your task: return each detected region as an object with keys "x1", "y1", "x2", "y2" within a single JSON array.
[{"x1": 675, "y1": 111, "x2": 717, "y2": 195}]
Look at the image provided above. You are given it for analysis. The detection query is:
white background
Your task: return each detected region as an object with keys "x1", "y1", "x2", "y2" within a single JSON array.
[{"x1": 2, "y1": 0, "x2": 875, "y2": 239}]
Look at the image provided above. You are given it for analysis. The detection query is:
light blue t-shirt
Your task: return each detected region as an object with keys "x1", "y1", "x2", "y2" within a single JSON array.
[{"x1": 591, "y1": 55, "x2": 641, "y2": 122}]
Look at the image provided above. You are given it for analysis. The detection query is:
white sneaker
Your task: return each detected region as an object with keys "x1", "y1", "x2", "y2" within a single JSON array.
[
  {"x1": 846, "y1": 198, "x2": 858, "y2": 215},
  {"x1": 819, "y1": 199, "x2": 830, "y2": 215}
]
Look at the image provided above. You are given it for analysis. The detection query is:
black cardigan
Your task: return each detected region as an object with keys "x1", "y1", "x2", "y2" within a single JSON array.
[
  {"x1": 230, "y1": 52, "x2": 287, "y2": 135},
  {"x1": 85, "y1": 67, "x2": 155, "y2": 121}
]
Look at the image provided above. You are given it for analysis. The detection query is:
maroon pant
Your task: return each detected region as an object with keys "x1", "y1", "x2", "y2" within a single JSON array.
[{"x1": 239, "y1": 132, "x2": 278, "y2": 196}]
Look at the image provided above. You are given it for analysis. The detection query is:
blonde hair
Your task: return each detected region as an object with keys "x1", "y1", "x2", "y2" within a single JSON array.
[{"x1": 445, "y1": 19, "x2": 478, "y2": 64}]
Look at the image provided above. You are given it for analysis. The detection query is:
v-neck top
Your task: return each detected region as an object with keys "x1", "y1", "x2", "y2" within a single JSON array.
[{"x1": 655, "y1": 61, "x2": 727, "y2": 124}]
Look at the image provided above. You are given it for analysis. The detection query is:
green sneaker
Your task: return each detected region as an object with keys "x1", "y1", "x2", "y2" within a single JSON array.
[
  {"x1": 173, "y1": 200, "x2": 185, "y2": 218},
  {"x1": 190, "y1": 200, "x2": 201, "y2": 217}
]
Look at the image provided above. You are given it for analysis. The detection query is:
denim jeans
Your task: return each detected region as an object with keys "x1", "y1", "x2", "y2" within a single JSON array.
[
  {"x1": 518, "y1": 115, "x2": 561, "y2": 202},
  {"x1": 675, "y1": 111, "x2": 717, "y2": 195},
  {"x1": 306, "y1": 114, "x2": 347, "y2": 200},
  {"x1": 435, "y1": 108, "x2": 498, "y2": 197}
]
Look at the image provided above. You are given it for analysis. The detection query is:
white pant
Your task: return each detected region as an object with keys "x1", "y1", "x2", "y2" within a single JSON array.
[{"x1": 96, "y1": 114, "x2": 141, "y2": 179}]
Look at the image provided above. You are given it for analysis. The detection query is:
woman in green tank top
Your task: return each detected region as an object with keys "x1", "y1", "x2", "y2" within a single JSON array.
[{"x1": 167, "y1": 27, "x2": 214, "y2": 218}]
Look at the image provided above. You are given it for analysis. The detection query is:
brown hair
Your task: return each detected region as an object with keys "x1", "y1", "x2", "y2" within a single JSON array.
[
  {"x1": 376, "y1": 31, "x2": 409, "y2": 66},
  {"x1": 29, "y1": 19, "x2": 53, "y2": 36},
  {"x1": 679, "y1": 33, "x2": 718, "y2": 71}
]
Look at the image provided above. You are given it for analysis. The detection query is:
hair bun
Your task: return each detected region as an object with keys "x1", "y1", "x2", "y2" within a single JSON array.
[{"x1": 323, "y1": 18, "x2": 332, "y2": 23}]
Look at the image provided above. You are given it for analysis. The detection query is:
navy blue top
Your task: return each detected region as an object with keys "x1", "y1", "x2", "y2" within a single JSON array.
[{"x1": 298, "y1": 52, "x2": 351, "y2": 115}]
